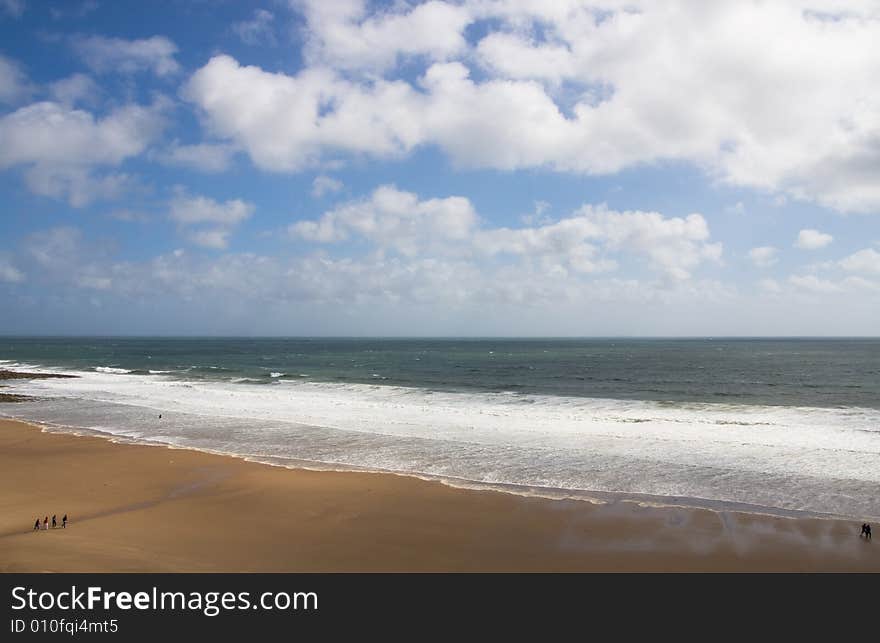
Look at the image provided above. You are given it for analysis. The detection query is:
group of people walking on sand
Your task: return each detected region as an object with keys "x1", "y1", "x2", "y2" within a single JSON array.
[
  {"x1": 860, "y1": 523, "x2": 872, "y2": 540},
  {"x1": 33, "y1": 514, "x2": 67, "y2": 531}
]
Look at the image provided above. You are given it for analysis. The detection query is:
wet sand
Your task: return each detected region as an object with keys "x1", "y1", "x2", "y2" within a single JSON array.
[{"x1": 1, "y1": 419, "x2": 877, "y2": 572}]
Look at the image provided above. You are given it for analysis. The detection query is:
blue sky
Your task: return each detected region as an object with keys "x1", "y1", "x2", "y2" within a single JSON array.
[{"x1": 1, "y1": 0, "x2": 879, "y2": 335}]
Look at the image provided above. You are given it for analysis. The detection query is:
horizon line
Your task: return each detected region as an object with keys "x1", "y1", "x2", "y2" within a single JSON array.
[{"x1": 2, "y1": 335, "x2": 880, "y2": 340}]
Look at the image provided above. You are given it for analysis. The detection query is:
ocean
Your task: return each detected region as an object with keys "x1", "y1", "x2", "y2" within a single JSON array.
[{"x1": 2, "y1": 337, "x2": 879, "y2": 520}]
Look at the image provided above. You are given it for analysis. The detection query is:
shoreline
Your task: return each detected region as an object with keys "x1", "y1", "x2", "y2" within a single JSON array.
[
  {"x1": 16, "y1": 415, "x2": 871, "y2": 525},
  {"x1": 4, "y1": 361, "x2": 878, "y2": 525},
  {"x1": 2, "y1": 418, "x2": 878, "y2": 572}
]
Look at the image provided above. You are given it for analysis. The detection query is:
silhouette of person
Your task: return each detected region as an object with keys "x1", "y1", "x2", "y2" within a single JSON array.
[
  {"x1": 42, "y1": 516, "x2": 48, "y2": 530},
  {"x1": 867, "y1": 524, "x2": 872, "y2": 541},
  {"x1": 33, "y1": 518, "x2": 40, "y2": 531},
  {"x1": 62, "y1": 514, "x2": 67, "y2": 529},
  {"x1": 51, "y1": 515, "x2": 57, "y2": 529}
]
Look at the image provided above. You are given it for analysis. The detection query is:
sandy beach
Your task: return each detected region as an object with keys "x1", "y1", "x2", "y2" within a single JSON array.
[{"x1": 0, "y1": 418, "x2": 877, "y2": 572}]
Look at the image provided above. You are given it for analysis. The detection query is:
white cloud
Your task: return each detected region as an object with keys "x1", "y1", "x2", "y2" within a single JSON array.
[
  {"x1": 572, "y1": 206, "x2": 722, "y2": 281},
  {"x1": 291, "y1": 185, "x2": 721, "y2": 280},
  {"x1": 185, "y1": 2, "x2": 880, "y2": 213},
  {"x1": 233, "y1": 9, "x2": 276, "y2": 46},
  {"x1": 188, "y1": 228, "x2": 232, "y2": 250},
  {"x1": 0, "y1": 99, "x2": 167, "y2": 205},
  {"x1": 839, "y1": 248, "x2": 880, "y2": 274},
  {"x1": 185, "y1": 55, "x2": 425, "y2": 171},
  {"x1": 0, "y1": 101, "x2": 162, "y2": 167},
  {"x1": 49, "y1": 73, "x2": 99, "y2": 106},
  {"x1": 748, "y1": 246, "x2": 778, "y2": 268},
  {"x1": 12, "y1": 226, "x2": 729, "y2": 314},
  {"x1": 795, "y1": 229, "x2": 833, "y2": 249},
  {"x1": 291, "y1": 185, "x2": 478, "y2": 255},
  {"x1": 23, "y1": 168, "x2": 135, "y2": 208},
  {"x1": 13, "y1": 217, "x2": 880, "y2": 335},
  {"x1": 297, "y1": 0, "x2": 471, "y2": 72},
  {"x1": 788, "y1": 274, "x2": 843, "y2": 293},
  {"x1": 0, "y1": 54, "x2": 30, "y2": 104},
  {"x1": 169, "y1": 193, "x2": 255, "y2": 249},
  {"x1": 311, "y1": 175, "x2": 343, "y2": 197},
  {"x1": 72, "y1": 35, "x2": 180, "y2": 77},
  {"x1": 158, "y1": 141, "x2": 236, "y2": 173},
  {"x1": 476, "y1": 32, "x2": 575, "y2": 85},
  {"x1": 0, "y1": 255, "x2": 24, "y2": 283},
  {"x1": 169, "y1": 194, "x2": 254, "y2": 226}
]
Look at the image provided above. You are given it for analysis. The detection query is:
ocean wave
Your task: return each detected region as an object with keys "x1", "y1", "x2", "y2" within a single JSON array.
[
  {"x1": 4, "y1": 367, "x2": 880, "y2": 519},
  {"x1": 95, "y1": 366, "x2": 133, "y2": 374}
]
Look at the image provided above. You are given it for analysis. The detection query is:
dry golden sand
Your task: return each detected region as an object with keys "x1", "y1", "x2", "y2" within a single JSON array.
[{"x1": 1, "y1": 419, "x2": 878, "y2": 572}]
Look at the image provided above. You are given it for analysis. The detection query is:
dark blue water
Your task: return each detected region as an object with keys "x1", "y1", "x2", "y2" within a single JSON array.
[{"x1": 2, "y1": 337, "x2": 879, "y2": 408}]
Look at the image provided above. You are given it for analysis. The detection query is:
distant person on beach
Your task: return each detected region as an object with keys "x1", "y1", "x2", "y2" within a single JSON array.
[
  {"x1": 860, "y1": 523, "x2": 872, "y2": 540},
  {"x1": 51, "y1": 515, "x2": 57, "y2": 529},
  {"x1": 159, "y1": 414, "x2": 162, "y2": 419},
  {"x1": 62, "y1": 514, "x2": 67, "y2": 529},
  {"x1": 42, "y1": 516, "x2": 48, "y2": 530},
  {"x1": 33, "y1": 518, "x2": 40, "y2": 531}
]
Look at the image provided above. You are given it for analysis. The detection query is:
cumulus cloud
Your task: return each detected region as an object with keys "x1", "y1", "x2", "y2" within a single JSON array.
[
  {"x1": 476, "y1": 32, "x2": 575, "y2": 85},
  {"x1": 296, "y1": 0, "x2": 471, "y2": 72},
  {"x1": 169, "y1": 193, "x2": 255, "y2": 249},
  {"x1": 183, "y1": 2, "x2": 880, "y2": 213},
  {"x1": 0, "y1": 99, "x2": 167, "y2": 206},
  {"x1": 10, "y1": 224, "x2": 728, "y2": 316},
  {"x1": 839, "y1": 248, "x2": 880, "y2": 274},
  {"x1": 795, "y1": 229, "x2": 833, "y2": 250},
  {"x1": 0, "y1": 255, "x2": 24, "y2": 283},
  {"x1": 0, "y1": 101, "x2": 162, "y2": 167},
  {"x1": 788, "y1": 274, "x2": 844, "y2": 293},
  {"x1": 23, "y1": 168, "x2": 136, "y2": 208},
  {"x1": 169, "y1": 194, "x2": 254, "y2": 226},
  {"x1": 0, "y1": 54, "x2": 30, "y2": 104},
  {"x1": 10, "y1": 216, "x2": 879, "y2": 335},
  {"x1": 291, "y1": 185, "x2": 721, "y2": 280},
  {"x1": 49, "y1": 73, "x2": 99, "y2": 106},
  {"x1": 184, "y1": 55, "x2": 424, "y2": 171},
  {"x1": 291, "y1": 185, "x2": 478, "y2": 255},
  {"x1": 749, "y1": 246, "x2": 778, "y2": 268},
  {"x1": 158, "y1": 141, "x2": 236, "y2": 173},
  {"x1": 232, "y1": 9, "x2": 276, "y2": 46},
  {"x1": 72, "y1": 35, "x2": 180, "y2": 77},
  {"x1": 311, "y1": 175, "x2": 343, "y2": 198}
]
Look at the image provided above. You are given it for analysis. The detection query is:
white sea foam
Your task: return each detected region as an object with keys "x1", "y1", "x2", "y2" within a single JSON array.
[
  {"x1": 95, "y1": 366, "x2": 133, "y2": 374},
  {"x1": 3, "y1": 367, "x2": 880, "y2": 519},
  {"x1": 270, "y1": 372, "x2": 284, "y2": 378}
]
